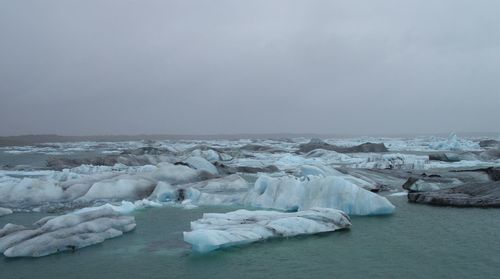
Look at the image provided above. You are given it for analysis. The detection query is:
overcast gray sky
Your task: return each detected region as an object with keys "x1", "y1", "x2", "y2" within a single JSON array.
[{"x1": 1, "y1": 0, "x2": 499, "y2": 136}]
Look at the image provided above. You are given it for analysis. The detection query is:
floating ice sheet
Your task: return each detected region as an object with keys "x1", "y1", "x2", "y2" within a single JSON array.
[{"x1": 184, "y1": 207, "x2": 351, "y2": 252}]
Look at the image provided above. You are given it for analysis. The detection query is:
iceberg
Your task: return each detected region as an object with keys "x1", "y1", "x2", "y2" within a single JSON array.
[
  {"x1": 352, "y1": 153, "x2": 429, "y2": 170},
  {"x1": 74, "y1": 199, "x2": 163, "y2": 214},
  {"x1": 243, "y1": 175, "x2": 395, "y2": 215},
  {"x1": 181, "y1": 175, "x2": 249, "y2": 206},
  {"x1": 183, "y1": 174, "x2": 249, "y2": 193},
  {"x1": 296, "y1": 164, "x2": 334, "y2": 177},
  {"x1": 305, "y1": 149, "x2": 353, "y2": 161},
  {"x1": 0, "y1": 178, "x2": 65, "y2": 205},
  {"x1": 151, "y1": 163, "x2": 208, "y2": 184},
  {"x1": 148, "y1": 175, "x2": 249, "y2": 206},
  {"x1": 184, "y1": 188, "x2": 242, "y2": 207},
  {"x1": 79, "y1": 176, "x2": 155, "y2": 201},
  {"x1": 183, "y1": 207, "x2": 351, "y2": 253},
  {"x1": 0, "y1": 224, "x2": 25, "y2": 238},
  {"x1": 0, "y1": 207, "x2": 13, "y2": 217},
  {"x1": 295, "y1": 165, "x2": 376, "y2": 190},
  {"x1": 0, "y1": 207, "x2": 135, "y2": 257},
  {"x1": 148, "y1": 181, "x2": 177, "y2": 202},
  {"x1": 428, "y1": 134, "x2": 480, "y2": 151},
  {"x1": 183, "y1": 156, "x2": 219, "y2": 175},
  {"x1": 190, "y1": 149, "x2": 232, "y2": 162}
]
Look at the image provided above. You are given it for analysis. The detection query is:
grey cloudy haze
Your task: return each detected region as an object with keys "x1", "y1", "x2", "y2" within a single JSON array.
[{"x1": 1, "y1": 0, "x2": 499, "y2": 136}]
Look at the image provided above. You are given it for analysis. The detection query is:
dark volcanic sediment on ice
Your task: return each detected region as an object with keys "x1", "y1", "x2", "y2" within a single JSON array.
[
  {"x1": 297, "y1": 138, "x2": 388, "y2": 153},
  {"x1": 408, "y1": 181, "x2": 500, "y2": 207}
]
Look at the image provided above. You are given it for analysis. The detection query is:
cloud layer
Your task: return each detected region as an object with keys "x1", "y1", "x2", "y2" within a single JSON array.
[{"x1": 1, "y1": 0, "x2": 499, "y2": 135}]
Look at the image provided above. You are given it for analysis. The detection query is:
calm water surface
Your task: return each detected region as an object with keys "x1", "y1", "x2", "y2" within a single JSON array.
[{"x1": 1, "y1": 197, "x2": 500, "y2": 279}]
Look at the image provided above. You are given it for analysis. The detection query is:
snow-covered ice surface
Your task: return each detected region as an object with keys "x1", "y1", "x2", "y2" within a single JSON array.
[
  {"x1": 183, "y1": 207, "x2": 351, "y2": 252},
  {"x1": 0, "y1": 207, "x2": 135, "y2": 257}
]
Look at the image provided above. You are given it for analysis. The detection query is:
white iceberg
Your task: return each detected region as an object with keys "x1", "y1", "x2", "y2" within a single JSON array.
[
  {"x1": 0, "y1": 178, "x2": 65, "y2": 205},
  {"x1": 389, "y1": 191, "x2": 408, "y2": 197},
  {"x1": 243, "y1": 175, "x2": 395, "y2": 215},
  {"x1": 0, "y1": 224, "x2": 25, "y2": 238},
  {"x1": 0, "y1": 160, "x2": 245, "y2": 212},
  {"x1": 428, "y1": 134, "x2": 480, "y2": 151},
  {"x1": 183, "y1": 174, "x2": 249, "y2": 193},
  {"x1": 305, "y1": 149, "x2": 354, "y2": 162},
  {"x1": 296, "y1": 164, "x2": 338, "y2": 177},
  {"x1": 148, "y1": 181, "x2": 177, "y2": 202},
  {"x1": 74, "y1": 199, "x2": 163, "y2": 215},
  {"x1": 151, "y1": 163, "x2": 203, "y2": 184},
  {"x1": 79, "y1": 176, "x2": 155, "y2": 201},
  {"x1": 426, "y1": 159, "x2": 500, "y2": 169},
  {"x1": 190, "y1": 149, "x2": 232, "y2": 162},
  {"x1": 183, "y1": 207, "x2": 351, "y2": 253},
  {"x1": 295, "y1": 165, "x2": 376, "y2": 190},
  {"x1": 183, "y1": 156, "x2": 219, "y2": 175},
  {"x1": 148, "y1": 175, "x2": 249, "y2": 206},
  {"x1": 352, "y1": 153, "x2": 429, "y2": 170},
  {"x1": 0, "y1": 207, "x2": 13, "y2": 217},
  {"x1": 184, "y1": 188, "x2": 242, "y2": 207},
  {"x1": 0, "y1": 207, "x2": 135, "y2": 257}
]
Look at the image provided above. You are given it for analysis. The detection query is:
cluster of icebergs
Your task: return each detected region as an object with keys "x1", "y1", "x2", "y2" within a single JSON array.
[
  {"x1": 1, "y1": 134, "x2": 498, "y2": 257},
  {"x1": 0, "y1": 158, "x2": 396, "y2": 256},
  {"x1": 0, "y1": 153, "x2": 400, "y2": 215}
]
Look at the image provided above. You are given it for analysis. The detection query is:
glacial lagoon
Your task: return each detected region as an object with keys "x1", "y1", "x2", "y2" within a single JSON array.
[{"x1": 1, "y1": 135, "x2": 500, "y2": 278}]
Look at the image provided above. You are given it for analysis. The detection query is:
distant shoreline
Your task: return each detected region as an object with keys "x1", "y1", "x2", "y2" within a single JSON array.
[{"x1": 0, "y1": 132, "x2": 498, "y2": 147}]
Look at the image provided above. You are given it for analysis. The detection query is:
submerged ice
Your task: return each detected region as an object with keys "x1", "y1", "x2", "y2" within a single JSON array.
[{"x1": 183, "y1": 207, "x2": 351, "y2": 252}]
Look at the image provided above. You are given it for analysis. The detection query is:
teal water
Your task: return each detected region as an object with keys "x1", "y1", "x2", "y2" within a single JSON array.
[{"x1": 1, "y1": 196, "x2": 500, "y2": 279}]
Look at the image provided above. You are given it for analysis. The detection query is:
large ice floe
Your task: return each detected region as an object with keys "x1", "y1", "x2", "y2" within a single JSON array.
[
  {"x1": 242, "y1": 175, "x2": 395, "y2": 215},
  {"x1": 0, "y1": 207, "x2": 135, "y2": 257},
  {"x1": 183, "y1": 207, "x2": 351, "y2": 252}
]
